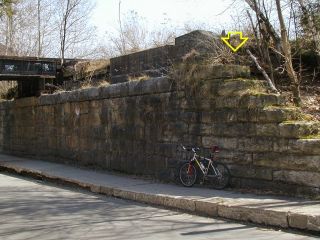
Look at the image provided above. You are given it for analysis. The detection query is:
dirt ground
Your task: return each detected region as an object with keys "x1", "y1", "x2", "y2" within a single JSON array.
[{"x1": 281, "y1": 86, "x2": 320, "y2": 121}]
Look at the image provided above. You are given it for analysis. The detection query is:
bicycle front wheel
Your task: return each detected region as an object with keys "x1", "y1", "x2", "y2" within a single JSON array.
[
  {"x1": 207, "y1": 162, "x2": 230, "y2": 190},
  {"x1": 179, "y1": 162, "x2": 197, "y2": 187}
]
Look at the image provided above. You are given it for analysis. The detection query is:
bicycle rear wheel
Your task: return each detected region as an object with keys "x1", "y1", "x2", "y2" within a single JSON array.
[
  {"x1": 207, "y1": 162, "x2": 230, "y2": 190},
  {"x1": 179, "y1": 162, "x2": 197, "y2": 187}
]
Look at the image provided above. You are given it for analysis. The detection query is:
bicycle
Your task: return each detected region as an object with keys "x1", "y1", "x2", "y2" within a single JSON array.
[{"x1": 179, "y1": 144, "x2": 230, "y2": 189}]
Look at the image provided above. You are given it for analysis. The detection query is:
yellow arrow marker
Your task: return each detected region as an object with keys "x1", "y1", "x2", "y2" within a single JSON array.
[{"x1": 221, "y1": 31, "x2": 249, "y2": 52}]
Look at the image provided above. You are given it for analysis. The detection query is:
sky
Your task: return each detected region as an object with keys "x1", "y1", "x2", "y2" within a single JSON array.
[{"x1": 91, "y1": 0, "x2": 239, "y2": 38}]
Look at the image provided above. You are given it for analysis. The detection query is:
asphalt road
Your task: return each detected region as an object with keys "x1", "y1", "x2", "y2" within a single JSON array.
[{"x1": 0, "y1": 173, "x2": 317, "y2": 240}]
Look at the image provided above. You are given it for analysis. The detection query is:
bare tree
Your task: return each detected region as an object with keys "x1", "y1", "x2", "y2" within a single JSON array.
[
  {"x1": 0, "y1": 0, "x2": 14, "y2": 17},
  {"x1": 0, "y1": 0, "x2": 57, "y2": 57},
  {"x1": 57, "y1": 0, "x2": 95, "y2": 64},
  {"x1": 59, "y1": 0, "x2": 78, "y2": 64},
  {"x1": 110, "y1": 10, "x2": 176, "y2": 56},
  {"x1": 0, "y1": 0, "x2": 14, "y2": 55},
  {"x1": 117, "y1": 0, "x2": 126, "y2": 54},
  {"x1": 37, "y1": 0, "x2": 41, "y2": 57},
  {"x1": 276, "y1": 0, "x2": 302, "y2": 106},
  {"x1": 245, "y1": 0, "x2": 282, "y2": 53},
  {"x1": 297, "y1": 0, "x2": 320, "y2": 65}
]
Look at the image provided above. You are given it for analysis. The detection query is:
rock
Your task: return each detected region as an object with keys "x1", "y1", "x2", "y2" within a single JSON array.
[{"x1": 273, "y1": 170, "x2": 320, "y2": 188}]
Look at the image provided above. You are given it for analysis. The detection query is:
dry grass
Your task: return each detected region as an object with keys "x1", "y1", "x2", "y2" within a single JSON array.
[
  {"x1": 64, "y1": 59, "x2": 110, "y2": 81},
  {"x1": 80, "y1": 80, "x2": 110, "y2": 89},
  {"x1": 168, "y1": 33, "x2": 247, "y2": 93},
  {"x1": 280, "y1": 86, "x2": 320, "y2": 121},
  {"x1": 98, "y1": 80, "x2": 111, "y2": 87},
  {"x1": 0, "y1": 81, "x2": 17, "y2": 99},
  {"x1": 128, "y1": 74, "x2": 150, "y2": 81},
  {"x1": 168, "y1": 48, "x2": 212, "y2": 95}
]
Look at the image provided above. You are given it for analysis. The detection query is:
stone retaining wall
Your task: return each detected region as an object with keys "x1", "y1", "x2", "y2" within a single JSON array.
[
  {"x1": 110, "y1": 30, "x2": 221, "y2": 83},
  {"x1": 0, "y1": 64, "x2": 319, "y2": 197}
]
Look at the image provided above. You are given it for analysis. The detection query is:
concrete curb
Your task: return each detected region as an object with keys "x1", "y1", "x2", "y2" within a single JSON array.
[{"x1": 0, "y1": 163, "x2": 319, "y2": 234}]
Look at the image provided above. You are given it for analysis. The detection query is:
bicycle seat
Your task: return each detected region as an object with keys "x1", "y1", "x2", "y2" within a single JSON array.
[
  {"x1": 211, "y1": 145, "x2": 220, "y2": 153},
  {"x1": 184, "y1": 146, "x2": 200, "y2": 152}
]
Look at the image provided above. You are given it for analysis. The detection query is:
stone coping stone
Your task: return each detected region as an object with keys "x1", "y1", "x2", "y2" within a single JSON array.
[
  {"x1": 0, "y1": 153, "x2": 319, "y2": 234},
  {"x1": 0, "y1": 99, "x2": 13, "y2": 109},
  {"x1": 34, "y1": 77, "x2": 172, "y2": 106}
]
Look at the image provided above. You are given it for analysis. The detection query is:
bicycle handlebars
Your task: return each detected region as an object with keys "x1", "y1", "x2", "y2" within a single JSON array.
[
  {"x1": 180, "y1": 144, "x2": 220, "y2": 154},
  {"x1": 180, "y1": 144, "x2": 200, "y2": 153}
]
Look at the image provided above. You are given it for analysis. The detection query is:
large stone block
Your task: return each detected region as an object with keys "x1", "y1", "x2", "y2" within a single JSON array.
[
  {"x1": 78, "y1": 87, "x2": 100, "y2": 101},
  {"x1": 217, "y1": 205, "x2": 288, "y2": 228},
  {"x1": 228, "y1": 164, "x2": 273, "y2": 180},
  {"x1": 253, "y1": 152, "x2": 320, "y2": 172},
  {"x1": 217, "y1": 150, "x2": 253, "y2": 165},
  {"x1": 194, "y1": 199, "x2": 219, "y2": 217},
  {"x1": 192, "y1": 64, "x2": 251, "y2": 80},
  {"x1": 279, "y1": 121, "x2": 320, "y2": 138},
  {"x1": 14, "y1": 97, "x2": 39, "y2": 108},
  {"x1": 237, "y1": 137, "x2": 274, "y2": 152},
  {"x1": 287, "y1": 138, "x2": 320, "y2": 155},
  {"x1": 273, "y1": 170, "x2": 320, "y2": 188},
  {"x1": 217, "y1": 79, "x2": 267, "y2": 96},
  {"x1": 288, "y1": 212, "x2": 320, "y2": 232},
  {"x1": 259, "y1": 106, "x2": 303, "y2": 123},
  {"x1": 202, "y1": 136, "x2": 237, "y2": 149},
  {"x1": 100, "y1": 82, "x2": 129, "y2": 98},
  {"x1": 239, "y1": 93, "x2": 284, "y2": 109},
  {"x1": 255, "y1": 123, "x2": 279, "y2": 137}
]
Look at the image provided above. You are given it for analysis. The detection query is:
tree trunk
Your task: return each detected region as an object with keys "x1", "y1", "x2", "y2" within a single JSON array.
[
  {"x1": 60, "y1": 0, "x2": 71, "y2": 65},
  {"x1": 275, "y1": 0, "x2": 302, "y2": 106},
  {"x1": 37, "y1": 0, "x2": 41, "y2": 58},
  {"x1": 245, "y1": 0, "x2": 282, "y2": 53}
]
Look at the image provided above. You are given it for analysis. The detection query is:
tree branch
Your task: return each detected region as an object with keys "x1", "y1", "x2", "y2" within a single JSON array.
[{"x1": 246, "y1": 49, "x2": 279, "y2": 93}]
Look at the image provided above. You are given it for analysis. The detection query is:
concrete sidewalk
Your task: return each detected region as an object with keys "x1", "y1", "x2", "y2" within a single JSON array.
[{"x1": 0, "y1": 154, "x2": 319, "y2": 234}]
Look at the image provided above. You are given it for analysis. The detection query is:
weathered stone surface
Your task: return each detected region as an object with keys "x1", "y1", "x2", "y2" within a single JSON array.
[
  {"x1": 306, "y1": 215, "x2": 320, "y2": 232},
  {"x1": 253, "y1": 153, "x2": 320, "y2": 172},
  {"x1": 14, "y1": 97, "x2": 39, "y2": 107},
  {"x1": 287, "y1": 138, "x2": 320, "y2": 155},
  {"x1": 156, "y1": 77, "x2": 174, "y2": 92},
  {"x1": 102, "y1": 82, "x2": 129, "y2": 98},
  {"x1": 66, "y1": 90, "x2": 80, "y2": 102},
  {"x1": 228, "y1": 164, "x2": 273, "y2": 180},
  {"x1": 218, "y1": 205, "x2": 289, "y2": 228},
  {"x1": 217, "y1": 79, "x2": 266, "y2": 96},
  {"x1": 288, "y1": 213, "x2": 320, "y2": 231},
  {"x1": 288, "y1": 213, "x2": 308, "y2": 229},
  {"x1": 0, "y1": 100, "x2": 13, "y2": 110},
  {"x1": 202, "y1": 136, "x2": 237, "y2": 149},
  {"x1": 194, "y1": 65, "x2": 250, "y2": 80},
  {"x1": 279, "y1": 121, "x2": 320, "y2": 138},
  {"x1": 89, "y1": 184, "x2": 101, "y2": 193},
  {"x1": 78, "y1": 87, "x2": 100, "y2": 101},
  {"x1": 217, "y1": 151, "x2": 253, "y2": 165},
  {"x1": 194, "y1": 199, "x2": 219, "y2": 217},
  {"x1": 39, "y1": 94, "x2": 56, "y2": 105},
  {"x1": 134, "y1": 192, "x2": 165, "y2": 206},
  {"x1": 163, "y1": 196, "x2": 196, "y2": 212},
  {"x1": 1, "y1": 63, "x2": 320, "y2": 197},
  {"x1": 240, "y1": 93, "x2": 284, "y2": 109},
  {"x1": 255, "y1": 123, "x2": 279, "y2": 137},
  {"x1": 99, "y1": 186, "x2": 114, "y2": 196},
  {"x1": 237, "y1": 137, "x2": 274, "y2": 152},
  {"x1": 113, "y1": 188, "x2": 136, "y2": 201},
  {"x1": 273, "y1": 170, "x2": 320, "y2": 188}
]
